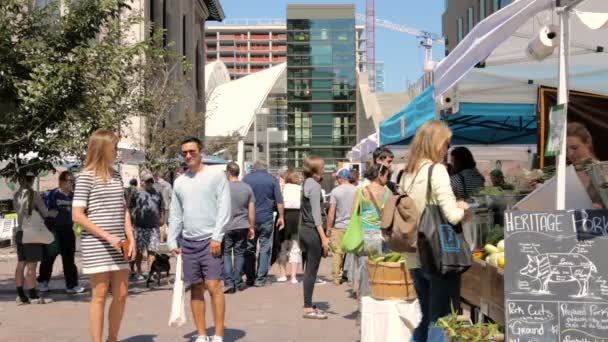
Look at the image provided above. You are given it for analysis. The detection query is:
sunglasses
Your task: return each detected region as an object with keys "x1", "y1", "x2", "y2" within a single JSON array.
[{"x1": 181, "y1": 149, "x2": 198, "y2": 157}]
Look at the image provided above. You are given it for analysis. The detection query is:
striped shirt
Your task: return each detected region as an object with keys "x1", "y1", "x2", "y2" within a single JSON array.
[
  {"x1": 450, "y1": 168, "x2": 486, "y2": 200},
  {"x1": 73, "y1": 169, "x2": 128, "y2": 274}
]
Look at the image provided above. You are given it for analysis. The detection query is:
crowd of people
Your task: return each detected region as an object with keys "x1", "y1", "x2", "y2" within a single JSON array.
[{"x1": 9, "y1": 120, "x2": 603, "y2": 342}]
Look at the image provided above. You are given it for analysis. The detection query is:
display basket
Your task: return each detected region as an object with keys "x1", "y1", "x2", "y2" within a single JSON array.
[{"x1": 367, "y1": 260, "x2": 417, "y2": 301}]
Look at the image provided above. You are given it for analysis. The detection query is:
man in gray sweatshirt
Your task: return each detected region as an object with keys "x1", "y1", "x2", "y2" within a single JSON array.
[{"x1": 168, "y1": 137, "x2": 231, "y2": 342}]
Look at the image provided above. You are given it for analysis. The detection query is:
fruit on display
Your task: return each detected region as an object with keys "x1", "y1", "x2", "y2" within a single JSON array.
[
  {"x1": 368, "y1": 251, "x2": 406, "y2": 263},
  {"x1": 484, "y1": 240, "x2": 505, "y2": 269}
]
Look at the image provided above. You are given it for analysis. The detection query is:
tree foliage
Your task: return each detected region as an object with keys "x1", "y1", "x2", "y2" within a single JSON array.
[{"x1": 0, "y1": 0, "x2": 145, "y2": 176}]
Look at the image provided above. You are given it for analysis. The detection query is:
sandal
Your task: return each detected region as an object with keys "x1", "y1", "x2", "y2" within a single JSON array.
[{"x1": 302, "y1": 306, "x2": 328, "y2": 320}]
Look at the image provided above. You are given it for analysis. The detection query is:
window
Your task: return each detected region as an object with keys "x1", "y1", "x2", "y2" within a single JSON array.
[
  {"x1": 195, "y1": 42, "x2": 200, "y2": 92},
  {"x1": 479, "y1": 0, "x2": 486, "y2": 21},
  {"x1": 150, "y1": 0, "x2": 155, "y2": 27},
  {"x1": 457, "y1": 18, "x2": 463, "y2": 43},
  {"x1": 162, "y1": 0, "x2": 167, "y2": 47},
  {"x1": 468, "y1": 7, "x2": 474, "y2": 32},
  {"x1": 182, "y1": 15, "x2": 187, "y2": 57}
]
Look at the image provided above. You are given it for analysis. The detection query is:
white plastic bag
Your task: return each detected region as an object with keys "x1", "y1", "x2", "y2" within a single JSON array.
[{"x1": 168, "y1": 254, "x2": 187, "y2": 327}]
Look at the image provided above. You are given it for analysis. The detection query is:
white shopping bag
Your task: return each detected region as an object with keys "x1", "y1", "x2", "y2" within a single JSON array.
[{"x1": 168, "y1": 254, "x2": 187, "y2": 327}]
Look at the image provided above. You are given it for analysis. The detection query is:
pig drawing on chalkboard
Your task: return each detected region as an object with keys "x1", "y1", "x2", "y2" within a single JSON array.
[{"x1": 519, "y1": 253, "x2": 597, "y2": 297}]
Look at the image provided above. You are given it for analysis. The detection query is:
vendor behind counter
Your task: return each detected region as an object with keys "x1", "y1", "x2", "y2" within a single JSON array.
[
  {"x1": 567, "y1": 122, "x2": 604, "y2": 208},
  {"x1": 449, "y1": 147, "x2": 486, "y2": 201}
]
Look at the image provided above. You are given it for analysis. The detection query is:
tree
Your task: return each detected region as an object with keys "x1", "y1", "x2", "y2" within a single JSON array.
[{"x1": 0, "y1": 0, "x2": 146, "y2": 176}]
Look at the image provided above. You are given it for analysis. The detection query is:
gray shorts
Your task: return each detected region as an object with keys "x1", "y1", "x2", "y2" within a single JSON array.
[
  {"x1": 181, "y1": 237, "x2": 223, "y2": 285},
  {"x1": 136, "y1": 227, "x2": 160, "y2": 253},
  {"x1": 15, "y1": 231, "x2": 44, "y2": 263}
]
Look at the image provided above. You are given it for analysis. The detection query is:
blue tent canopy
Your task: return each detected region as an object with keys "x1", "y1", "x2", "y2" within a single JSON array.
[
  {"x1": 379, "y1": 85, "x2": 537, "y2": 146},
  {"x1": 379, "y1": 86, "x2": 436, "y2": 146},
  {"x1": 447, "y1": 102, "x2": 537, "y2": 145}
]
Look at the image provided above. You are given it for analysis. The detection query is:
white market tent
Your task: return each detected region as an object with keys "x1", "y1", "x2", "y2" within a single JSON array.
[
  {"x1": 433, "y1": 0, "x2": 608, "y2": 209},
  {"x1": 204, "y1": 61, "x2": 231, "y2": 97},
  {"x1": 348, "y1": 133, "x2": 379, "y2": 163},
  {"x1": 435, "y1": 0, "x2": 608, "y2": 102},
  {"x1": 205, "y1": 63, "x2": 286, "y2": 137}
]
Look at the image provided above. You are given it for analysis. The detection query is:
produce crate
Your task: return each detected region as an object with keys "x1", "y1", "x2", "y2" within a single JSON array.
[
  {"x1": 460, "y1": 259, "x2": 505, "y2": 325},
  {"x1": 487, "y1": 266, "x2": 505, "y2": 325},
  {"x1": 367, "y1": 260, "x2": 417, "y2": 301},
  {"x1": 460, "y1": 259, "x2": 487, "y2": 308}
]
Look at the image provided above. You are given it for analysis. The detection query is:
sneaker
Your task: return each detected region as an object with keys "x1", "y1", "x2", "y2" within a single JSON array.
[
  {"x1": 195, "y1": 336, "x2": 209, "y2": 342},
  {"x1": 253, "y1": 281, "x2": 266, "y2": 288},
  {"x1": 212, "y1": 336, "x2": 224, "y2": 342},
  {"x1": 223, "y1": 287, "x2": 236, "y2": 294},
  {"x1": 276, "y1": 276, "x2": 288, "y2": 282},
  {"x1": 66, "y1": 285, "x2": 85, "y2": 294},
  {"x1": 316, "y1": 279, "x2": 327, "y2": 285},
  {"x1": 39, "y1": 282, "x2": 50, "y2": 293},
  {"x1": 290, "y1": 278, "x2": 299, "y2": 284},
  {"x1": 15, "y1": 296, "x2": 30, "y2": 305},
  {"x1": 30, "y1": 297, "x2": 53, "y2": 304},
  {"x1": 135, "y1": 273, "x2": 146, "y2": 281}
]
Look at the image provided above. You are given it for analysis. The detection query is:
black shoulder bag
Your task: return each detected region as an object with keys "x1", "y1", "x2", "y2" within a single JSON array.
[{"x1": 417, "y1": 164, "x2": 472, "y2": 275}]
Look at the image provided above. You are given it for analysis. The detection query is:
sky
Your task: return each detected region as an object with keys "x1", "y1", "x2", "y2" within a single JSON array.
[{"x1": 216, "y1": 0, "x2": 445, "y2": 93}]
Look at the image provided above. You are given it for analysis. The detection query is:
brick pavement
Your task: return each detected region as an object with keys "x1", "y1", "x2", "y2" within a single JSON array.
[{"x1": 0, "y1": 248, "x2": 360, "y2": 342}]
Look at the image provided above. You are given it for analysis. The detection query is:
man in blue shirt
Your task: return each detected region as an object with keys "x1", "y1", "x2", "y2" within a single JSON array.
[
  {"x1": 243, "y1": 159, "x2": 284, "y2": 287},
  {"x1": 37, "y1": 171, "x2": 84, "y2": 294}
]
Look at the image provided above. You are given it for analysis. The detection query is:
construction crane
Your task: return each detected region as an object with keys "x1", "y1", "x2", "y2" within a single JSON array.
[{"x1": 356, "y1": 12, "x2": 444, "y2": 91}]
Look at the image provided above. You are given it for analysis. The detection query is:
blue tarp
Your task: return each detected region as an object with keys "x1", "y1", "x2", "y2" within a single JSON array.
[
  {"x1": 379, "y1": 85, "x2": 537, "y2": 145},
  {"x1": 447, "y1": 102, "x2": 537, "y2": 145},
  {"x1": 379, "y1": 86, "x2": 436, "y2": 146}
]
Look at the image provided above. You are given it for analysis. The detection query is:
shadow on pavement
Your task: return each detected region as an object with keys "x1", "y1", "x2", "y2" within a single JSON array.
[
  {"x1": 313, "y1": 301, "x2": 339, "y2": 316},
  {"x1": 184, "y1": 327, "x2": 246, "y2": 341},
  {"x1": 0, "y1": 273, "x2": 174, "y2": 303},
  {"x1": 121, "y1": 335, "x2": 158, "y2": 342}
]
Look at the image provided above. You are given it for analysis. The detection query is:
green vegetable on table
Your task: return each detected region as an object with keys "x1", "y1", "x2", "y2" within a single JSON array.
[{"x1": 368, "y1": 251, "x2": 406, "y2": 263}]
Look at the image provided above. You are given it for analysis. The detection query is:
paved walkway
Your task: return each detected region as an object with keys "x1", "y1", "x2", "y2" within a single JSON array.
[{"x1": 0, "y1": 248, "x2": 360, "y2": 342}]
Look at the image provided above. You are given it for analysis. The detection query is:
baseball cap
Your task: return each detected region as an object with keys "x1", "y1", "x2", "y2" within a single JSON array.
[
  {"x1": 141, "y1": 172, "x2": 154, "y2": 182},
  {"x1": 337, "y1": 168, "x2": 351, "y2": 179}
]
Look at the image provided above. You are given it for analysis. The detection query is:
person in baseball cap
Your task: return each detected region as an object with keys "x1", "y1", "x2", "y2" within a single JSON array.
[{"x1": 327, "y1": 168, "x2": 357, "y2": 285}]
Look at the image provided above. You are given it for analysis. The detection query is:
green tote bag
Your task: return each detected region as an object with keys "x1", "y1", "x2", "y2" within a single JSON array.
[{"x1": 341, "y1": 191, "x2": 364, "y2": 254}]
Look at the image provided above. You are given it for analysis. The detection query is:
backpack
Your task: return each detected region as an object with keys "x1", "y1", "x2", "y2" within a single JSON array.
[{"x1": 378, "y1": 171, "x2": 421, "y2": 253}]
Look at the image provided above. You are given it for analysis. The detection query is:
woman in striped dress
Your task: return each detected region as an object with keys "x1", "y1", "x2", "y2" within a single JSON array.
[{"x1": 72, "y1": 130, "x2": 136, "y2": 342}]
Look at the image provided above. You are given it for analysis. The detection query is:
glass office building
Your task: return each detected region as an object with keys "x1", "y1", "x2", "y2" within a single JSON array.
[{"x1": 286, "y1": 5, "x2": 357, "y2": 170}]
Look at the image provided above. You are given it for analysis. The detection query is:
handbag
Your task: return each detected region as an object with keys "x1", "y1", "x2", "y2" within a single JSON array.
[
  {"x1": 341, "y1": 190, "x2": 365, "y2": 254},
  {"x1": 21, "y1": 211, "x2": 55, "y2": 245},
  {"x1": 417, "y1": 164, "x2": 472, "y2": 275}
]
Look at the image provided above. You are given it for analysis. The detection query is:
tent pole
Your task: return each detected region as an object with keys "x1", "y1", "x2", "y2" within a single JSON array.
[{"x1": 556, "y1": 8, "x2": 570, "y2": 210}]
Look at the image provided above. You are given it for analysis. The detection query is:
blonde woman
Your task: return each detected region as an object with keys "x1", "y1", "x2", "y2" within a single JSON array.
[
  {"x1": 399, "y1": 121, "x2": 469, "y2": 342},
  {"x1": 72, "y1": 130, "x2": 136, "y2": 342}
]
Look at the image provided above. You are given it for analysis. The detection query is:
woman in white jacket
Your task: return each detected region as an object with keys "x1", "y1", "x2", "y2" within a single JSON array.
[{"x1": 399, "y1": 121, "x2": 470, "y2": 342}]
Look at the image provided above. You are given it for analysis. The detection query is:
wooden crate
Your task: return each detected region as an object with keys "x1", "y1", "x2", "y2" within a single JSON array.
[
  {"x1": 460, "y1": 259, "x2": 505, "y2": 325},
  {"x1": 488, "y1": 266, "x2": 505, "y2": 324},
  {"x1": 461, "y1": 258, "x2": 486, "y2": 308}
]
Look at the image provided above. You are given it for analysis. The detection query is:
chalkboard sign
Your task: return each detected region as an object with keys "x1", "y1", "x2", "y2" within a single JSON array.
[{"x1": 505, "y1": 209, "x2": 608, "y2": 342}]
